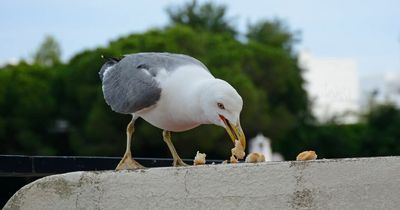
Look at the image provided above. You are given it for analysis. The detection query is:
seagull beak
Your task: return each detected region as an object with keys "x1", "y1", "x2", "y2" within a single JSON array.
[{"x1": 219, "y1": 115, "x2": 246, "y2": 148}]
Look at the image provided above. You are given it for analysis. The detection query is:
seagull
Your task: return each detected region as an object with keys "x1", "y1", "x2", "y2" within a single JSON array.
[{"x1": 99, "y1": 53, "x2": 246, "y2": 170}]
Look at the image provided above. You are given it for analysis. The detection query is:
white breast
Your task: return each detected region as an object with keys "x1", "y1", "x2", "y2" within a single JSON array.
[{"x1": 136, "y1": 65, "x2": 214, "y2": 132}]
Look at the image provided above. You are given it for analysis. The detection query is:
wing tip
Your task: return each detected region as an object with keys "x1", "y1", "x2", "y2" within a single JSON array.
[{"x1": 99, "y1": 55, "x2": 124, "y2": 81}]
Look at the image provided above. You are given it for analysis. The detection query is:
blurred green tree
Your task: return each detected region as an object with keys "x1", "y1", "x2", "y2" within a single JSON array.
[
  {"x1": 0, "y1": 63, "x2": 58, "y2": 154},
  {"x1": 246, "y1": 19, "x2": 299, "y2": 53},
  {"x1": 167, "y1": 0, "x2": 236, "y2": 36},
  {"x1": 360, "y1": 103, "x2": 400, "y2": 156},
  {"x1": 244, "y1": 19, "x2": 311, "y2": 142},
  {"x1": 33, "y1": 35, "x2": 61, "y2": 66}
]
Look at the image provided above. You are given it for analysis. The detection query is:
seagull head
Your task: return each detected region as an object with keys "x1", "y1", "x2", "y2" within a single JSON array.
[{"x1": 200, "y1": 79, "x2": 246, "y2": 148}]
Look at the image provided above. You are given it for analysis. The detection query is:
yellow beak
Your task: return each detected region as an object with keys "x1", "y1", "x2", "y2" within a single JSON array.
[{"x1": 219, "y1": 115, "x2": 246, "y2": 148}]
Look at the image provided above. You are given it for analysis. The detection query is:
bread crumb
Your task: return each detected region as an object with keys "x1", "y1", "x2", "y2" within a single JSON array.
[
  {"x1": 245, "y1": 152, "x2": 266, "y2": 163},
  {"x1": 296, "y1": 150, "x2": 317, "y2": 161},
  {"x1": 222, "y1": 160, "x2": 228, "y2": 164},
  {"x1": 230, "y1": 155, "x2": 239, "y2": 163},
  {"x1": 231, "y1": 140, "x2": 245, "y2": 159},
  {"x1": 193, "y1": 151, "x2": 206, "y2": 165}
]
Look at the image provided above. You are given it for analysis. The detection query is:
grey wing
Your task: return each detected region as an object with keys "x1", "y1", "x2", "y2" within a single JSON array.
[
  {"x1": 160, "y1": 53, "x2": 209, "y2": 72},
  {"x1": 100, "y1": 58, "x2": 162, "y2": 114},
  {"x1": 123, "y1": 52, "x2": 210, "y2": 73}
]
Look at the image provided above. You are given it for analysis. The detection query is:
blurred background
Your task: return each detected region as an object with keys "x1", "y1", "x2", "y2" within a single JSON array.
[{"x1": 1, "y1": 0, "x2": 400, "y2": 162}]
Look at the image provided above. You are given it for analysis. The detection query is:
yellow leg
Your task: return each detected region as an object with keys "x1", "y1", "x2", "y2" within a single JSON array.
[
  {"x1": 115, "y1": 118, "x2": 145, "y2": 170},
  {"x1": 163, "y1": 130, "x2": 188, "y2": 167}
]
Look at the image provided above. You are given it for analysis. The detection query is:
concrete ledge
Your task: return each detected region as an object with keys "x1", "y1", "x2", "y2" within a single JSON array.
[{"x1": 4, "y1": 157, "x2": 400, "y2": 210}]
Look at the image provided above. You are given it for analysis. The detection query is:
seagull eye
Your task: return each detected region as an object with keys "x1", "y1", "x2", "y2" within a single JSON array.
[{"x1": 217, "y1": 103, "x2": 225, "y2": 110}]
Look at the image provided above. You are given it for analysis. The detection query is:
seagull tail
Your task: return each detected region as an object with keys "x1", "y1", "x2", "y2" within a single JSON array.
[{"x1": 99, "y1": 55, "x2": 123, "y2": 81}]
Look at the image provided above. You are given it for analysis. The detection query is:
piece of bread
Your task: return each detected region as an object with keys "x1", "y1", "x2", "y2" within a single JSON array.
[
  {"x1": 245, "y1": 152, "x2": 266, "y2": 163},
  {"x1": 230, "y1": 155, "x2": 239, "y2": 163},
  {"x1": 193, "y1": 151, "x2": 206, "y2": 165},
  {"x1": 296, "y1": 150, "x2": 317, "y2": 161},
  {"x1": 231, "y1": 140, "x2": 245, "y2": 159},
  {"x1": 222, "y1": 160, "x2": 228, "y2": 164}
]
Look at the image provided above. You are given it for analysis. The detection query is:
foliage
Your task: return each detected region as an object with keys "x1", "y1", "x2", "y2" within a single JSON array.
[
  {"x1": 167, "y1": 0, "x2": 236, "y2": 36},
  {"x1": 360, "y1": 104, "x2": 400, "y2": 156},
  {"x1": 246, "y1": 19, "x2": 299, "y2": 53},
  {"x1": 277, "y1": 103, "x2": 400, "y2": 159},
  {"x1": 0, "y1": 62, "x2": 59, "y2": 154},
  {"x1": 33, "y1": 35, "x2": 62, "y2": 66}
]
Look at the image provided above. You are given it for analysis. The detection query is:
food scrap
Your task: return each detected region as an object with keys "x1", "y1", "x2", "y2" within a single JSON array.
[
  {"x1": 296, "y1": 150, "x2": 317, "y2": 161},
  {"x1": 193, "y1": 151, "x2": 206, "y2": 165},
  {"x1": 230, "y1": 155, "x2": 239, "y2": 164},
  {"x1": 245, "y1": 152, "x2": 266, "y2": 163},
  {"x1": 221, "y1": 139, "x2": 246, "y2": 164},
  {"x1": 231, "y1": 140, "x2": 246, "y2": 160}
]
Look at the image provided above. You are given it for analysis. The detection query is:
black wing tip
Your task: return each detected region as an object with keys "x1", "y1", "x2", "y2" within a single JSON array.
[
  {"x1": 101, "y1": 55, "x2": 123, "y2": 63},
  {"x1": 99, "y1": 55, "x2": 123, "y2": 81}
]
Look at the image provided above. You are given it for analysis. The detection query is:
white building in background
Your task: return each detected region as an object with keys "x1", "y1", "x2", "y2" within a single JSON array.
[
  {"x1": 249, "y1": 134, "x2": 284, "y2": 161},
  {"x1": 299, "y1": 51, "x2": 360, "y2": 123}
]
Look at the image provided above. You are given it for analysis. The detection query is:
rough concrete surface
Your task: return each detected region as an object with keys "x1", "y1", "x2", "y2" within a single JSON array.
[{"x1": 4, "y1": 156, "x2": 400, "y2": 210}]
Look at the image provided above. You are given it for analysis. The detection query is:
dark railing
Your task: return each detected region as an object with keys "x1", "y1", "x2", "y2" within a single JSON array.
[{"x1": 0, "y1": 155, "x2": 223, "y2": 207}]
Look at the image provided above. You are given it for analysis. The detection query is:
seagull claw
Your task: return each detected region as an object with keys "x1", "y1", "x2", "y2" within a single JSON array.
[
  {"x1": 116, "y1": 152, "x2": 145, "y2": 170},
  {"x1": 173, "y1": 158, "x2": 189, "y2": 167}
]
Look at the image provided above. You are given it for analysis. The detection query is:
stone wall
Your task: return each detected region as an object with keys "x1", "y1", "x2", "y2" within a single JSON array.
[{"x1": 4, "y1": 156, "x2": 400, "y2": 210}]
